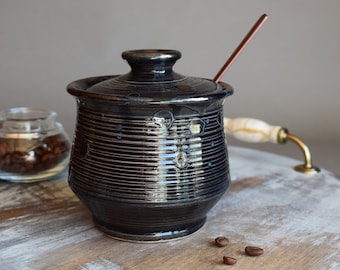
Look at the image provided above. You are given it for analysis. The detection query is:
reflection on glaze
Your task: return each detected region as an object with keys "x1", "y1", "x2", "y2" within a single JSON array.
[
  {"x1": 152, "y1": 110, "x2": 174, "y2": 129},
  {"x1": 189, "y1": 117, "x2": 205, "y2": 135}
]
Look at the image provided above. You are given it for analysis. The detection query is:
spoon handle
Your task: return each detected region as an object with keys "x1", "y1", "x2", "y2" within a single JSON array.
[{"x1": 213, "y1": 14, "x2": 268, "y2": 83}]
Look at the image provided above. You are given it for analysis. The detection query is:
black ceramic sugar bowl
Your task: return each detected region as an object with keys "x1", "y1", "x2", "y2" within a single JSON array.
[{"x1": 67, "y1": 49, "x2": 233, "y2": 241}]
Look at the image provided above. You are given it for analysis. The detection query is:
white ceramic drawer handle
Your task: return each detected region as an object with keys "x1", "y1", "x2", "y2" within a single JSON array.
[
  {"x1": 223, "y1": 117, "x2": 283, "y2": 144},
  {"x1": 223, "y1": 117, "x2": 320, "y2": 174}
]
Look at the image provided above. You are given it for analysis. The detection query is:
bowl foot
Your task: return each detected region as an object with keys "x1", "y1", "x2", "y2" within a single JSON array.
[{"x1": 93, "y1": 216, "x2": 206, "y2": 242}]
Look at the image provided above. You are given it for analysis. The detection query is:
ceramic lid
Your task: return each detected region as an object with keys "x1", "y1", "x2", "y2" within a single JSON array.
[{"x1": 67, "y1": 49, "x2": 233, "y2": 104}]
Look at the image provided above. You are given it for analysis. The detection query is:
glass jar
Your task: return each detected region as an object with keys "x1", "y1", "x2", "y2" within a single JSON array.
[{"x1": 0, "y1": 107, "x2": 71, "y2": 183}]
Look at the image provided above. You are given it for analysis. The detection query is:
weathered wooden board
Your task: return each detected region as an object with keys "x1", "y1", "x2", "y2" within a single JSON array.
[{"x1": 1, "y1": 146, "x2": 339, "y2": 270}]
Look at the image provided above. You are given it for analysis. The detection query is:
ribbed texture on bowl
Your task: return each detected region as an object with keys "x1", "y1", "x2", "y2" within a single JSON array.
[{"x1": 68, "y1": 106, "x2": 230, "y2": 241}]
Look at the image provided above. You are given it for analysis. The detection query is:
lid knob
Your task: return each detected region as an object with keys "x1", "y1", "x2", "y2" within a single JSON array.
[{"x1": 121, "y1": 49, "x2": 183, "y2": 82}]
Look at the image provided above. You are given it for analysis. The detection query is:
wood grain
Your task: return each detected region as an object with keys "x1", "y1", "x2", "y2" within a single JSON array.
[{"x1": 1, "y1": 147, "x2": 339, "y2": 270}]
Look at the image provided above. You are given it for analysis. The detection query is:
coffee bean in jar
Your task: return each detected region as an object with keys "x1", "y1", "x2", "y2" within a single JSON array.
[{"x1": 0, "y1": 107, "x2": 71, "y2": 183}]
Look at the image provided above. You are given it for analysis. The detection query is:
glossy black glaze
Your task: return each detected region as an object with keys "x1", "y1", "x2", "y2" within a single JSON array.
[{"x1": 67, "y1": 49, "x2": 233, "y2": 241}]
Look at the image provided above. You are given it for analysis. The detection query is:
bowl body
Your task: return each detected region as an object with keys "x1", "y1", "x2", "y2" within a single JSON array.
[{"x1": 68, "y1": 97, "x2": 230, "y2": 241}]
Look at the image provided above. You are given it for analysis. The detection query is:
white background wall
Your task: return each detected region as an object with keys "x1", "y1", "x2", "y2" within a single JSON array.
[{"x1": 1, "y1": 1, "x2": 339, "y2": 160}]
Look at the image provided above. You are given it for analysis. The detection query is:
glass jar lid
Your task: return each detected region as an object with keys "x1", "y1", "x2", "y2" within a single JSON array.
[{"x1": 0, "y1": 107, "x2": 58, "y2": 138}]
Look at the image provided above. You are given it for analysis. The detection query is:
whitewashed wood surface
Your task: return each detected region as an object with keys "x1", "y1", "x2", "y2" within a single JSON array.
[{"x1": 0, "y1": 146, "x2": 339, "y2": 270}]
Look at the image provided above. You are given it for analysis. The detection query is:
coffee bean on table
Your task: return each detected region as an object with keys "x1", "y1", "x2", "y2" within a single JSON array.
[
  {"x1": 244, "y1": 246, "x2": 264, "y2": 256},
  {"x1": 223, "y1": 256, "x2": 237, "y2": 265},
  {"x1": 214, "y1": 236, "x2": 229, "y2": 247}
]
